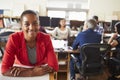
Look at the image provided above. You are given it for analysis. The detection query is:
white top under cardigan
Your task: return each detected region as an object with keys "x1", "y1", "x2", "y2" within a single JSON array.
[{"x1": 52, "y1": 26, "x2": 71, "y2": 40}]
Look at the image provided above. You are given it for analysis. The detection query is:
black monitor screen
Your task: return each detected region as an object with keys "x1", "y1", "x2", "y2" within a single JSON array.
[
  {"x1": 0, "y1": 10, "x2": 3, "y2": 14},
  {"x1": 51, "y1": 18, "x2": 61, "y2": 27},
  {"x1": 111, "y1": 20, "x2": 120, "y2": 32},
  {"x1": 39, "y1": 16, "x2": 50, "y2": 26},
  {"x1": 70, "y1": 20, "x2": 84, "y2": 28}
]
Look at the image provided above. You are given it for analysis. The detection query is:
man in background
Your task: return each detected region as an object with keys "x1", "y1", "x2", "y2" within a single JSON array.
[
  {"x1": 92, "y1": 15, "x2": 104, "y2": 34},
  {"x1": 70, "y1": 19, "x2": 102, "y2": 80}
]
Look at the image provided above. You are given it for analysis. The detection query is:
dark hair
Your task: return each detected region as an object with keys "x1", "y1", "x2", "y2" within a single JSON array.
[
  {"x1": 58, "y1": 18, "x2": 66, "y2": 28},
  {"x1": 20, "y1": 10, "x2": 39, "y2": 22},
  {"x1": 92, "y1": 15, "x2": 98, "y2": 21},
  {"x1": 115, "y1": 22, "x2": 120, "y2": 34}
]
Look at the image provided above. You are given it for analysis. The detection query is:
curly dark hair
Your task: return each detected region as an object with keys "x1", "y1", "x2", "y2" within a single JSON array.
[{"x1": 115, "y1": 22, "x2": 120, "y2": 34}]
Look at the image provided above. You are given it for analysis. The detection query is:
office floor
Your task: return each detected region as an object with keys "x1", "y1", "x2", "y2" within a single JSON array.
[{"x1": 72, "y1": 64, "x2": 114, "y2": 80}]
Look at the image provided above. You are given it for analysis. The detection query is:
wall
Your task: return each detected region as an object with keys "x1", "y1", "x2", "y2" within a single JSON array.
[
  {"x1": 88, "y1": 0, "x2": 120, "y2": 21},
  {"x1": 0, "y1": 0, "x2": 47, "y2": 17},
  {"x1": 0, "y1": 0, "x2": 120, "y2": 21}
]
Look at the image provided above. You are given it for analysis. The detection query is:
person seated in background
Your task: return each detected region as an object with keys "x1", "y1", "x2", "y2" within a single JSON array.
[
  {"x1": 70, "y1": 19, "x2": 102, "y2": 80},
  {"x1": 1, "y1": 10, "x2": 58, "y2": 77},
  {"x1": 107, "y1": 22, "x2": 120, "y2": 80},
  {"x1": 52, "y1": 18, "x2": 71, "y2": 40},
  {"x1": 92, "y1": 15, "x2": 104, "y2": 34},
  {"x1": 108, "y1": 22, "x2": 120, "y2": 48}
]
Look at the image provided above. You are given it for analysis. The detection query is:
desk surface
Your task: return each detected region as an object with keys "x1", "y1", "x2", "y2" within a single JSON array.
[
  {"x1": 0, "y1": 74, "x2": 49, "y2": 80},
  {"x1": 52, "y1": 39, "x2": 79, "y2": 53},
  {"x1": 0, "y1": 64, "x2": 53, "y2": 80}
]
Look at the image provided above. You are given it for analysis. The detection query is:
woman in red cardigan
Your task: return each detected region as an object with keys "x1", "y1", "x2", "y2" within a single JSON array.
[{"x1": 1, "y1": 10, "x2": 58, "y2": 77}]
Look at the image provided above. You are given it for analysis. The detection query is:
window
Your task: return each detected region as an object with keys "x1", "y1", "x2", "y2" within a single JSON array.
[
  {"x1": 48, "y1": 10, "x2": 87, "y2": 21},
  {"x1": 48, "y1": 11, "x2": 66, "y2": 18},
  {"x1": 68, "y1": 12, "x2": 87, "y2": 21}
]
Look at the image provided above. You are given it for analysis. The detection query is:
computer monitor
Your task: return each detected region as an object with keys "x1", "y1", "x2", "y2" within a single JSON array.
[
  {"x1": 70, "y1": 20, "x2": 84, "y2": 28},
  {"x1": 50, "y1": 18, "x2": 61, "y2": 28},
  {"x1": 111, "y1": 20, "x2": 120, "y2": 32},
  {"x1": 70, "y1": 20, "x2": 84, "y2": 30},
  {"x1": 39, "y1": 16, "x2": 50, "y2": 27},
  {"x1": 0, "y1": 10, "x2": 4, "y2": 14}
]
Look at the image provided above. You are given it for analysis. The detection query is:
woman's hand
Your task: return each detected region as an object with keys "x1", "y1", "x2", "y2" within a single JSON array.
[
  {"x1": 10, "y1": 66, "x2": 26, "y2": 77},
  {"x1": 108, "y1": 33, "x2": 118, "y2": 45},
  {"x1": 5, "y1": 65, "x2": 53, "y2": 77},
  {"x1": 32, "y1": 65, "x2": 53, "y2": 76},
  {"x1": 111, "y1": 33, "x2": 118, "y2": 39},
  {"x1": 108, "y1": 33, "x2": 119, "y2": 47}
]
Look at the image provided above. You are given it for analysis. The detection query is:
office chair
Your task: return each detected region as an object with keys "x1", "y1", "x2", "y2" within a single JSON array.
[
  {"x1": 0, "y1": 31, "x2": 14, "y2": 59},
  {"x1": 68, "y1": 36, "x2": 76, "y2": 46},
  {"x1": 71, "y1": 43, "x2": 111, "y2": 80},
  {"x1": 107, "y1": 49, "x2": 120, "y2": 80}
]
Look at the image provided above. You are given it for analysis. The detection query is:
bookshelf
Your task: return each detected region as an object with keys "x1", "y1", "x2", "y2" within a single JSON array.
[{"x1": 0, "y1": 16, "x2": 20, "y2": 29}]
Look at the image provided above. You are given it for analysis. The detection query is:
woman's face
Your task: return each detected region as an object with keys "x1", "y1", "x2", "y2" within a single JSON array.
[
  {"x1": 21, "y1": 14, "x2": 39, "y2": 40},
  {"x1": 59, "y1": 19, "x2": 66, "y2": 27}
]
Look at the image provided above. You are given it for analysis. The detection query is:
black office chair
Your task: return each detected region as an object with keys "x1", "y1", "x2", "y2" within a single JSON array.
[
  {"x1": 0, "y1": 31, "x2": 14, "y2": 59},
  {"x1": 107, "y1": 49, "x2": 120, "y2": 80},
  {"x1": 68, "y1": 36, "x2": 76, "y2": 46},
  {"x1": 71, "y1": 43, "x2": 111, "y2": 80}
]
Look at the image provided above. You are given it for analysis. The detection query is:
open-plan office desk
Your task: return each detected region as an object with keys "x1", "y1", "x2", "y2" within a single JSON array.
[
  {"x1": 0, "y1": 64, "x2": 54, "y2": 80},
  {"x1": 0, "y1": 74, "x2": 52, "y2": 80},
  {"x1": 52, "y1": 39, "x2": 79, "y2": 80}
]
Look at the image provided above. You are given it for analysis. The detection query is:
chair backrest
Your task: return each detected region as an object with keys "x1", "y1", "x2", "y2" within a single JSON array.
[
  {"x1": 80, "y1": 43, "x2": 111, "y2": 76},
  {"x1": 68, "y1": 36, "x2": 76, "y2": 46},
  {"x1": 0, "y1": 31, "x2": 14, "y2": 42}
]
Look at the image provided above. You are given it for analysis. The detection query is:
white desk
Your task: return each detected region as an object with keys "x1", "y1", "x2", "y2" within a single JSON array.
[
  {"x1": 0, "y1": 74, "x2": 49, "y2": 80},
  {"x1": 0, "y1": 64, "x2": 52, "y2": 80},
  {"x1": 52, "y1": 39, "x2": 68, "y2": 49},
  {"x1": 51, "y1": 39, "x2": 79, "y2": 53}
]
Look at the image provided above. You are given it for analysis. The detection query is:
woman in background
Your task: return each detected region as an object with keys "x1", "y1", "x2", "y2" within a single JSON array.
[
  {"x1": 1, "y1": 10, "x2": 58, "y2": 77},
  {"x1": 52, "y1": 18, "x2": 71, "y2": 40},
  {"x1": 108, "y1": 22, "x2": 120, "y2": 47},
  {"x1": 108, "y1": 22, "x2": 120, "y2": 80}
]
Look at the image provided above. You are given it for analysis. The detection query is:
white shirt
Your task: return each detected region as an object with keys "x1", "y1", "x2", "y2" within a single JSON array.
[{"x1": 52, "y1": 26, "x2": 71, "y2": 40}]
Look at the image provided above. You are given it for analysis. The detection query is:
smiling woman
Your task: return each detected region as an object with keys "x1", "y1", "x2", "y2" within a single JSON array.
[{"x1": 1, "y1": 10, "x2": 58, "y2": 77}]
